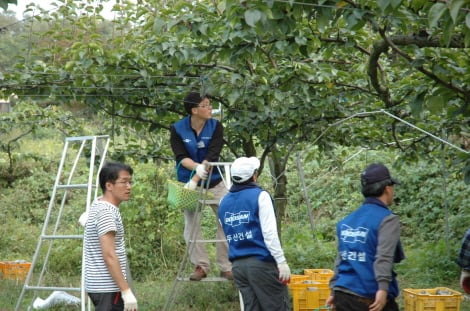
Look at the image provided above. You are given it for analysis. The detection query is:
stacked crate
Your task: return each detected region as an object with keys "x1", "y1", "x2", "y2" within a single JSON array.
[
  {"x1": 0, "y1": 260, "x2": 31, "y2": 281},
  {"x1": 403, "y1": 287, "x2": 463, "y2": 311},
  {"x1": 288, "y1": 269, "x2": 333, "y2": 311}
]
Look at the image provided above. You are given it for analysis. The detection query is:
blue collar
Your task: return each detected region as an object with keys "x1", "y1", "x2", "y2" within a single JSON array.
[
  {"x1": 363, "y1": 197, "x2": 389, "y2": 210},
  {"x1": 229, "y1": 182, "x2": 260, "y2": 193}
]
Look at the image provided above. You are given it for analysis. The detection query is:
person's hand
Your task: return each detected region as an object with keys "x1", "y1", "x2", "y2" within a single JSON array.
[
  {"x1": 122, "y1": 289, "x2": 138, "y2": 311},
  {"x1": 461, "y1": 270, "x2": 470, "y2": 293},
  {"x1": 369, "y1": 289, "x2": 387, "y2": 311},
  {"x1": 195, "y1": 164, "x2": 208, "y2": 180},
  {"x1": 184, "y1": 180, "x2": 197, "y2": 190},
  {"x1": 277, "y1": 261, "x2": 291, "y2": 283},
  {"x1": 325, "y1": 295, "x2": 334, "y2": 309}
]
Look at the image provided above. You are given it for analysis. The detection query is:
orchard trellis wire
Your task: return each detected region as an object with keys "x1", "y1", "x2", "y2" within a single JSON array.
[{"x1": 291, "y1": 109, "x2": 468, "y2": 254}]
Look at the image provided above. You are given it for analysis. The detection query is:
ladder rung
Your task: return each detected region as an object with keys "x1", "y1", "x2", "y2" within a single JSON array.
[
  {"x1": 177, "y1": 276, "x2": 230, "y2": 282},
  {"x1": 56, "y1": 184, "x2": 95, "y2": 190},
  {"x1": 42, "y1": 235, "x2": 83, "y2": 239},
  {"x1": 25, "y1": 285, "x2": 81, "y2": 292},
  {"x1": 189, "y1": 239, "x2": 226, "y2": 243}
]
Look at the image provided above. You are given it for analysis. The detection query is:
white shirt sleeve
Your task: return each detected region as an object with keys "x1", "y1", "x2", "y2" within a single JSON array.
[{"x1": 258, "y1": 190, "x2": 286, "y2": 264}]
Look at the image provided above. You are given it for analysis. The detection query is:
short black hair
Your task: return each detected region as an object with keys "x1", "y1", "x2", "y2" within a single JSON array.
[
  {"x1": 361, "y1": 178, "x2": 393, "y2": 197},
  {"x1": 99, "y1": 161, "x2": 133, "y2": 193},
  {"x1": 183, "y1": 92, "x2": 209, "y2": 114}
]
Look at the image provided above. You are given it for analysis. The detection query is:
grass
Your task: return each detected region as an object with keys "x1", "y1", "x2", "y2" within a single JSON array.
[{"x1": 2, "y1": 270, "x2": 470, "y2": 310}]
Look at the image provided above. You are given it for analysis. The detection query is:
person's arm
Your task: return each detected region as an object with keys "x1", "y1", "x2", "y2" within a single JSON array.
[
  {"x1": 374, "y1": 214, "x2": 400, "y2": 290},
  {"x1": 369, "y1": 214, "x2": 400, "y2": 311},
  {"x1": 100, "y1": 232, "x2": 131, "y2": 291},
  {"x1": 258, "y1": 191, "x2": 286, "y2": 263},
  {"x1": 258, "y1": 191, "x2": 290, "y2": 282},
  {"x1": 170, "y1": 125, "x2": 191, "y2": 164},
  {"x1": 170, "y1": 125, "x2": 204, "y2": 183}
]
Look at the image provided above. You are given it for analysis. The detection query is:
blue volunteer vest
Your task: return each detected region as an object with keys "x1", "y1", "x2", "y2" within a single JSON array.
[
  {"x1": 334, "y1": 203, "x2": 399, "y2": 299},
  {"x1": 218, "y1": 186, "x2": 275, "y2": 262},
  {"x1": 173, "y1": 116, "x2": 221, "y2": 183}
]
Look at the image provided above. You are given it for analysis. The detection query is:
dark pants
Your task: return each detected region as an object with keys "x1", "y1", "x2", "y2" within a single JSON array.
[
  {"x1": 233, "y1": 257, "x2": 291, "y2": 311},
  {"x1": 334, "y1": 290, "x2": 399, "y2": 311},
  {"x1": 88, "y1": 292, "x2": 124, "y2": 311}
]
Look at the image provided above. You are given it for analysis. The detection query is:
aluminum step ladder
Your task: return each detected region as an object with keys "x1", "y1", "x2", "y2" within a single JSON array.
[
  {"x1": 15, "y1": 135, "x2": 110, "y2": 311},
  {"x1": 163, "y1": 162, "x2": 244, "y2": 310}
]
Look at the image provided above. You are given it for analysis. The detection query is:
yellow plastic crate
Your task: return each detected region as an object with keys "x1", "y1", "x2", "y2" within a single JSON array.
[
  {"x1": 403, "y1": 287, "x2": 463, "y2": 311},
  {"x1": 1, "y1": 261, "x2": 31, "y2": 281},
  {"x1": 303, "y1": 269, "x2": 334, "y2": 283},
  {"x1": 289, "y1": 280, "x2": 330, "y2": 311},
  {"x1": 289, "y1": 274, "x2": 310, "y2": 286}
]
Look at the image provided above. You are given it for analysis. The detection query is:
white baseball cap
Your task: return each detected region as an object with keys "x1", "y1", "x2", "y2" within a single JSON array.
[{"x1": 231, "y1": 157, "x2": 260, "y2": 183}]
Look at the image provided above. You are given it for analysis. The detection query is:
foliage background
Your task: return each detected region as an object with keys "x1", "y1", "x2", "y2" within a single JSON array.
[
  {"x1": 0, "y1": 0, "x2": 469, "y2": 309},
  {"x1": 0, "y1": 130, "x2": 469, "y2": 310}
]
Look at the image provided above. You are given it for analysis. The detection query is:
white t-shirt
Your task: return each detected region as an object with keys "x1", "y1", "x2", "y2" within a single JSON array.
[{"x1": 84, "y1": 199, "x2": 127, "y2": 293}]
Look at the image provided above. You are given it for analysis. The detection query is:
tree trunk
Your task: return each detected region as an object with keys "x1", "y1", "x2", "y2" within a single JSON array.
[{"x1": 269, "y1": 145, "x2": 288, "y2": 241}]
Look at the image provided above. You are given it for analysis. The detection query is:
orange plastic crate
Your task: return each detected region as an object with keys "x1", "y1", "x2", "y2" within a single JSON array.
[
  {"x1": 403, "y1": 287, "x2": 463, "y2": 311},
  {"x1": 303, "y1": 269, "x2": 334, "y2": 283},
  {"x1": 1, "y1": 261, "x2": 31, "y2": 281},
  {"x1": 289, "y1": 280, "x2": 330, "y2": 311}
]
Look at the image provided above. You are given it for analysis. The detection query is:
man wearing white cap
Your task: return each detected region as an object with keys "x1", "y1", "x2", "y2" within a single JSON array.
[{"x1": 218, "y1": 156, "x2": 291, "y2": 311}]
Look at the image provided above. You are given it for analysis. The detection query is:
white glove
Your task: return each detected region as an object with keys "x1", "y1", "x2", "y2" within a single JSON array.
[
  {"x1": 184, "y1": 180, "x2": 197, "y2": 190},
  {"x1": 195, "y1": 164, "x2": 208, "y2": 180},
  {"x1": 461, "y1": 270, "x2": 470, "y2": 294},
  {"x1": 122, "y1": 289, "x2": 138, "y2": 311},
  {"x1": 277, "y1": 261, "x2": 291, "y2": 283},
  {"x1": 78, "y1": 212, "x2": 88, "y2": 227}
]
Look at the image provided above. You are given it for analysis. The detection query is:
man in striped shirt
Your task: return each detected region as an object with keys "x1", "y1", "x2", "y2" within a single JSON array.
[{"x1": 84, "y1": 162, "x2": 138, "y2": 311}]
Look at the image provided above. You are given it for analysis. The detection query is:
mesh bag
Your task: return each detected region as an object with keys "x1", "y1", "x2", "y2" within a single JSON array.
[
  {"x1": 166, "y1": 179, "x2": 200, "y2": 211},
  {"x1": 167, "y1": 162, "x2": 215, "y2": 211},
  {"x1": 166, "y1": 180, "x2": 214, "y2": 211}
]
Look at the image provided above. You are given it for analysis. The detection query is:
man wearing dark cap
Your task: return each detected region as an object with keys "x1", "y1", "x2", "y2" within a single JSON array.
[
  {"x1": 170, "y1": 91, "x2": 232, "y2": 281},
  {"x1": 326, "y1": 163, "x2": 405, "y2": 311}
]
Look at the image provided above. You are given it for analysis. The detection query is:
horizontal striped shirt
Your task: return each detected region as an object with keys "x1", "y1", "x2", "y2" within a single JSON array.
[{"x1": 84, "y1": 198, "x2": 127, "y2": 293}]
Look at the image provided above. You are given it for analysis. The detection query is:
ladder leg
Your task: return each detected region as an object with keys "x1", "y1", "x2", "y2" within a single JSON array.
[
  {"x1": 15, "y1": 136, "x2": 110, "y2": 311},
  {"x1": 164, "y1": 162, "x2": 235, "y2": 309}
]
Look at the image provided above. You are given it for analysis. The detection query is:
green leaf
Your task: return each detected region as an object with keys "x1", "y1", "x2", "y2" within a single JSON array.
[
  {"x1": 410, "y1": 91, "x2": 425, "y2": 117},
  {"x1": 466, "y1": 12, "x2": 470, "y2": 29},
  {"x1": 377, "y1": 0, "x2": 391, "y2": 13},
  {"x1": 449, "y1": 0, "x2": 465, "y2": 24},
  {"x1": 428, "y1": 3, "x2": 447, "y2": 29},
  {"x1": 390, "y1": 0, "x2": 402, "y2": 9},
  {"x1": 316, "y1": 13, "x2": 330, "y2": 32},
  {"x1": 244, "y1": 9, "x2": 262, "y2": 27},
  {"x1": 426, "y1": 95, "x2": 445, "y2": 114}
]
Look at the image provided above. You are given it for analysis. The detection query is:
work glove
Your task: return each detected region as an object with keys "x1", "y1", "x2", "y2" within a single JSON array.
[
  {"x1": 184, "y1": 180, "x2": 197, "y2": 190},
  {"x1": 277, "y1": 261, "x2": 291, "y2": 283},
  {"x1": 78, "y1": 212, "x2": 88, "y2": 227},
  {"x1": 122, "y1": 289, "x2": 138, "y2": 311},
  {"x1": 195, "y1": 164, "x2": 208, "y2": 180},
  {"x1": 461, "y1": 270, "x2": 470, "y2": 294}
]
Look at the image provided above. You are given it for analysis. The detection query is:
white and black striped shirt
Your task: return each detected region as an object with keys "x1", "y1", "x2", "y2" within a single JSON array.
[{"x1": 84, "y1": 198, "x2": 127, "y2": 293}]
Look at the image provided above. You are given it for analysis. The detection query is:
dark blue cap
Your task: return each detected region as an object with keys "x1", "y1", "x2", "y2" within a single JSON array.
[{"x1": 361, "y1": 163, "x2": 399, "y2": 187}]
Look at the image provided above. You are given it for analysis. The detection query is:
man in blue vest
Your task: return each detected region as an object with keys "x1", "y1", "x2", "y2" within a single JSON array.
[
  {"x1": 326, "y1": 163, "x2": 405, "y2": 311},
  {"x1": 218, "y1": 156, "x2": 291, "y2": 310},
  {"x1": 170, "y1": 91, "x2": 232, "y2": 281}
]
